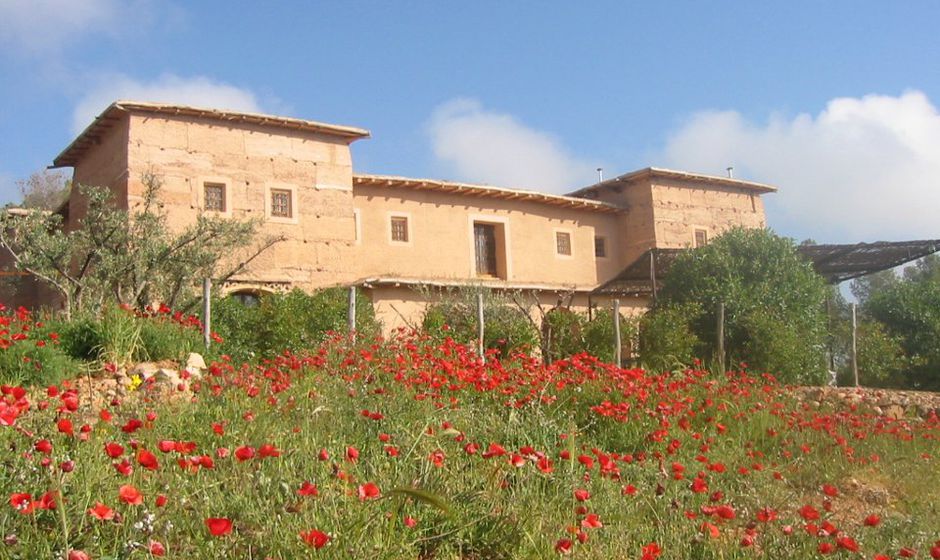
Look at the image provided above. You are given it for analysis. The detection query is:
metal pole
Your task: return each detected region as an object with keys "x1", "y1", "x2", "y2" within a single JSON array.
[
  {"x1": 347, "y1": 286, "x2": 356, "y2": 342},
  {"x1": 717, "y1": 302, "x2": 725, "y2": 373},
  {"x1": 851, "y1": 303, "x2": 859, "y2": 387},
  {"x1": 613, "y1": 299, "x2": 622, "y2": 367},
  {"x1": 650, "y1": 251, "x2": 658, "y2": 304},
  {"x1": 202, "y1": 278, "x2": 211, "y2": 349},
  {"x1": 476, "y1": 293, "x2": 485, "y2": 361}
]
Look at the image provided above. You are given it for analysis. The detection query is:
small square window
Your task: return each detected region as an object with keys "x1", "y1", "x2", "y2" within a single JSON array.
[
  {"x1": 271, "y1": 189, "x2": 292, "y2": 218},
  {"x1": 694, "y1": 229, "x2": 708, "y2": 248},
  {"x1": 204, "y1": 183, "x2": 225, "y2": 212},
  {"x1": 390, "y1": 216, "x2": 409, "y2": 242},
  {"x1": 594, "y1": 236, "x2": 607, "y2": 258},
  {"x1": 556, "y1": 231, "x2": 572, "y2": 256}
]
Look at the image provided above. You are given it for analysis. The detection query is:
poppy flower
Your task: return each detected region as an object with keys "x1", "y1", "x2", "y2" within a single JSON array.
[
  {"x1": 799, "y1": 504, "x2": 820, "y2": 521},
  {"x1": 318, "y1": 448, "x2": 329, "y2": 461},
  {"x1": 206, "y1": 517, "x2": 233, "y2": 536},
  {"x1": 836, "y1": 536, "x2": 859, "y2": 552},
  {"x1": 864, "y1": 514, "x2": 881, "y2": 527},
  {"x1": 88, "y1": 502, "x2": 115, "y2": 520},
  {"x1": 149, "y1": 540, "x2": 166, "y2": 556},
  {"x1": 234, "y1": 446, "x2": 255, "y2": 461},
  {"x1": 300, "y1": 529, "x2": 330, "y2": 549},
  {"x1": 345, "y1": 446, "x2": 359, "y2": 462},
  {"x1": 357, "y1": 482, "x2": 381, "y2": 501},
  {"x1": 822, "y1": 484, "x2": 839, "y2": 497},
  {"x1": 258, "y1": 443, "x2": 281, "y2": 458},
  {"x1": 34, "y1": 439, "x2": 52, "y2": 454},
  {"x1": 641, "y1": 542, "x2": 662, "y2": 560},
  {"x1": 57, "y1": 418, "x2": 74, "y2": 436},
  {"x1": 404, "y1": 516, "x2": 417, "y2": 528},
  {"x1": 537, "y1": 456, "x2": 554, "y2": 473},
  {"x1": 482, "y1": 443, "x2": 506, "y2": 459},
  {"x1": 297, "y1": 481, "x2": 319, "y2": 497},
  {"x1": 157, "y1": 440, "x2": 176, "y2": 453},
  {"x1": 104, "y1": 442, "x2": 124, "y2": 458},
  {"x1": 67, "y1": 551, "x2": 91, "y2": 560},
  {"x1": 118, "y1": 485, "x2": 143, "y2": 506},
  {"x1": 581, "y1": 513, "x2": 603, "y2": 529},
  {"x1": 155, "y1": 495, "x2": 167, "y2": 507},
  {"x1": 700, "y1": 522, "x2": 720, "y2": 538},
  {"x1": 930, "y1": 542, "x2": 940, "y2": 560},
  {"x1": 113, "y1": 460, "x2": 133, "y2": 476},
  {"x1": 574, "y1": 489, "x2": 590, "y2": 502},
  {"x1": 554, "y1": 538, "x2": 573, "y2": 554},
  {"x1": 509, "y1": 454, "x2": 526, "y2": 467},
  {"x1": 137, "y1": 449, "x2": 159, "y2": 470},
  {"x1": 429, "y1": 450, "x2": 445, "y2": 467}
]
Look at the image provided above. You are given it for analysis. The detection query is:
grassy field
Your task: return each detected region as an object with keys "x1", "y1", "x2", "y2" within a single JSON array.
[{"x1": 2, "y1": 331, "x2": 940, "y2": 559}]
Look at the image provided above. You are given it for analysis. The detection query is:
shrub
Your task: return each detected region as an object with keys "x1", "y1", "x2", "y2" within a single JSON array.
[
  {"x1": 648, "y1": 228, "x2": 828, "y2": 382},
  {"x1": 0, "y1": 307, "x2": 82, "y2": 386},
  {"x1": 541, "y1": 309, "x2": 585, "y2": 363},
  {"x1": 582, "y1": 309, "x2": 637, "y2": 364},
  {"x1": 422, "y1": 288, "x2": 539, "y2": 357},
  {"x1": 212, "y1": 288, "x2": 378, "y2": 361},
  {"x1": 638, "y1": 302, "x2": 701, "y2": 371}
]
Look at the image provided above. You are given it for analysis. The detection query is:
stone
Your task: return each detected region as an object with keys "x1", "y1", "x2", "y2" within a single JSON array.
[
  {"x1": 154, "y1": 368, "x2": 183, "y2": 386},
  {"x1": 185, "y1": 352, "x2": 207, "y2": 371},
  {"x1": 131, "y1": 362, "x2": 160, "y2": 380},
  {"x1": 882, "y1": 405, "x2": 905, "y2": 420}
]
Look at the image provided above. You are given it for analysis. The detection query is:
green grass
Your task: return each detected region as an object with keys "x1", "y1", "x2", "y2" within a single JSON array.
[{"x1": 1, "y1": 334, "x2": 938, "y2": 559}]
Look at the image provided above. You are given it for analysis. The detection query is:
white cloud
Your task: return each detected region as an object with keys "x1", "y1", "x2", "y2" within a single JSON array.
[
  {"x1": 72, "y1": 74, "x2": 263, "y2": 134},
  {"x1": 660, "y1": 90, "x2": 940, "y2": 242},
  {"x1": 0, "y1": 0, "x2": 128, "y2": 54},
  {"x1": 427, "y1": 98, "x2": 601, "y2": 192}
]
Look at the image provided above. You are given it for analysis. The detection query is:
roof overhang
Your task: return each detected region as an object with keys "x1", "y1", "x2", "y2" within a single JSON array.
[
  {"x1": 53, "y1": 101, "x2": 371, "y2": 168},
  {"x1": 355, "y1": 276, "x2": 596, "y2": 293},
  {"x1": 593, "y1": 239, "x2": 940, "y2": 296},
  {"x1": 354, "y1": 174, "x2": 623, "y2": 214},
  {"x1": 568, "y1": 167, "x2": 777, "y2": 198}
]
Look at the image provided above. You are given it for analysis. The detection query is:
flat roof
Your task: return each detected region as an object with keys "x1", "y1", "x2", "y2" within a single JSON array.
[
  {"x1": 52, "y1": 101, "x2": 371, "y2": 168},
  {"x1": 568, "y1": 166, "x2": 778, "y2": 198},
  {"x1": 354, "y1": 174, "x2": 623, "y2": 214}
]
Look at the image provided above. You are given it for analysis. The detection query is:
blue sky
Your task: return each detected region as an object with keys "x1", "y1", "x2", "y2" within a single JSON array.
[{"x1": 1, "y1": 1, "x2": 938, "y2": 242}]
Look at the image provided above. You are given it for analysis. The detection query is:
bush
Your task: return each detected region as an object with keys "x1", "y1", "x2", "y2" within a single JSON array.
[
  {"x1": 541, "y1": 309, "x2": 585, "y2": 362},
  {"x1": 638, "y1": 303, "x2": 701, "y2": 371},
  {"x1": 422, "y1": 288, "x2": 539, "y2": 357},
  {"x1": 0, "y1": 307, "x2": 82, "y2": 386},
  {"x1": 648, "y1": 228, "x2": 828, "y2": 382},
  {"x1": 212, "y1": 288, "x2": 378, "y2": 362},
  {"x1": 835, "y1": 319, "x2": 909, "y2": 388}
]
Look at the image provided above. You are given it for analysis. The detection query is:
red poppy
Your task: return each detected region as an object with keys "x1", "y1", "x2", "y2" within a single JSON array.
[
  {"x1": 357, "y1": 482, "x2": 381, "y2": 501},
  {"x1": 113, "y1": 460, "x2": 133, "y2": 476},
  {"x1": 864, "y1": 514, "x2": 881, "y2": 527},
  {"x1": 67, "y1": 551, "x2": 91, "y2": 560},
  {"x1": 297, "y1": 481, "x2": 319, "y2": 497},
  {"x1": 641, "y1": 542, "x2": 662, "y2": 560},
  {"x1": 429, "y1": 450, "x2": 445, "y2": 467},
  {"x1": 104, "y1": 442, "x2": 124, "y2": 458},
  {"x1": 346, "y1": 446, "x2": 360, "y2": 462},
  {"x1": 581, "y1": 513, "x2": 603, "y2": 529},
  {"x1": 148, "y1": 540, "x2": 166, "y2": 556},
  {"x1": 57, "y1": 418, "x2": 74, "y2": 436},
  {"x1": 799, "y1": 504, "x2": 820, "y2": 521},
  {"x1": 701, "y1": 522, "x2": 720, "y2": 538},
  {"x1": 822, "y1": 484, "x2": 839, "y2": 497},
  {"x1": 537, "y1": 456, "x2": 554, "y2": 473},
  {"x1": 206, "y1": 517, "x2": 233, "y2": 536},
  {"x1": 88, "y1": 502, "x2": 115, "y2": 520},
  {"x1": 574, "y1": 489, "x2": 590, "y2": 502},
  {"x1": 234, "y1": 446, "x2": 255, "y2": 461},
  {"x1": 157, "y1": 440, "x2": 176, "y2": 453},
  {"x1": 300, "y1": 529, "x2": 330, "y2": 549},
  {"x1": 137, "y1": 449, "x2": 159, "y2": 470},
  {"x1": 118, "y1": 485, "x2": 143, "y2": 506},
  {"x1": 555, "y1": 538, "x2": 573, "y2": 554},
  {"x1": 404, "y1": 516, "x2": 417, "y2": 528},
  {"x1": 258, "y1": 443, "x2": 281, "y2": 458},
  {"x1": 34, "y1": 439, "x2": 52, "y2": 454}
]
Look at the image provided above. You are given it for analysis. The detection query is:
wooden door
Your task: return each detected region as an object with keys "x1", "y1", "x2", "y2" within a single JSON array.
[{"x1": 474, "y1": 223, "x2": 498, "y2": 277}]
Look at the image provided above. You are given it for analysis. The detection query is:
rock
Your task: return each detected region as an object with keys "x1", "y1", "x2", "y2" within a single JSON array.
[
  {"x1": 131, "y1": 362, "x2": 160, "y2": 380},
  {"x1": 154, "y1": 368, "x2": 183, "y2": 386},
  {"x1": 882, "y1": 405, "x2": 905, "y2": 420},
  {"x1": 185, "y1": 353, "x2": 207, "y2": 371}
]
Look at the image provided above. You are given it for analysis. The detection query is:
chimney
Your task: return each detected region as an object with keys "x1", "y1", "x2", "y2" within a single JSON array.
[
  {"x1": 726, "y1": 166, "x2": 734, "y2": 178},
  {"x1": 596, "y1": 168, "x2": 604, "y2": 182}
]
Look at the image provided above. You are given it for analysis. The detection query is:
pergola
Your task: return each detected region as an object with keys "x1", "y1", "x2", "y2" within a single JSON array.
[{"x1": 593, "y1": 239, "x2": 940, "y2": 297}]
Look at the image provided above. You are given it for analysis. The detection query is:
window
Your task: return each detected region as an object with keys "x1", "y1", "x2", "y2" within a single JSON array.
[
  {"x1": 204, "y1": 182, "x2": 226, "y2": 212},
  {"x1": 270, "y1": 189, "x2": 292, "y2": 218},
  {"x1": 474, "y1": 223, "x2": 498, "y2": 276},
  {"x1": 390, "y1": 216, "x2": 409, "y2": 242},
  {"x1": 694, "y1": 229, "x2": 708, "y2": 248},
  {"x1": 556, "y1": 231, "x2": 572, "y2": 256},
  {"x1": 594, "y1": 236, "x2": 607, "y2": 258}
]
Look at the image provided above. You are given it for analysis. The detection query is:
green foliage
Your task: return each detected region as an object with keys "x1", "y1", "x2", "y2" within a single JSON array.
[
  {"x1": 542, "y1": 308, "x2": 585, "y2": 362},
  {"x1": 0, "y1": 173, "x2": 270, "y2": 317},
  {"x1": 864, "y1": 269, "x2": 940, "y2": 390},
  {"x1": 582, "y1": 309, "x2": 637, "y2": 364},
  {"x1": 648, "y1": 228, "x2": 828, "y2": 382},
  {"x1": 0, "y1": 337, "x2": 81, "y2": 386},
  {"x1": 421, "y1": 287, "x2": 539, "y2": 357},
  {"x1": 638, "y1": 302, "x2": 701, "y2": 371},
  {"x1": 212, "y1": 288, "x2": 378, "y2": 361}
]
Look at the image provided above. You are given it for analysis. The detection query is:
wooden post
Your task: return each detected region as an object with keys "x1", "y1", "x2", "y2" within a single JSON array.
[
  {"x1": 716, "y1": 302, "x2": 725, "y2": 373},
  {"x1": 476, "y1": 293, "x2": 485, "y2": 361},
  {"x1": 613, "y1": 299, "x2": 622, "y2": 367},
  {"x1": 851, "y1": 303, "x2": 859, "y2": 387},
  {"x1": 202, "y1": 278, "x2": 211, "y2": 349},
  {"x1": 650, "y1": 251, "x2": 658, "y2": 303},
  {"x1": 347, "y1": 286, "x2": 356, "y2": 342}
]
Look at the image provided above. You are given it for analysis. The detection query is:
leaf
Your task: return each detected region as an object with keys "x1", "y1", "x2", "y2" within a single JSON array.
[{"x1": 387, "y1": 487, "x2": 451, "y2": 515}]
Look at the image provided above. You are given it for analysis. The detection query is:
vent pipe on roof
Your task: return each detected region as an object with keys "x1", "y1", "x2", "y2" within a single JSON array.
[
  {"x1": 596, "y1": 168, "x2": 604, "y2": 182},
  {"x1": 726, "y1": 166, "x2": 734, "y2": 178}
]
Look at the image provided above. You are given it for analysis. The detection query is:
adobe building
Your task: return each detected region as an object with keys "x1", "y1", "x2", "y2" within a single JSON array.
[{"x1": 29, "y1": 101, "x2": 776, "y2": 331}]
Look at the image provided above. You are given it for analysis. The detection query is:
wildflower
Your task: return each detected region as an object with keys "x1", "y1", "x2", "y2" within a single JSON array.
[
  {"x1": 358, "y1": 482, "x2": 381, "y2": 501},
  {"x1": 574, "y1": 489, "x2": 590, "y2": 502},
  {"x1": 297, "y1": 481, "x2": 319, "y2": 497},
  {"x1": 345, "y1": 446, "x2": 359, "y2": 462},
  {"x1": 554, "y1": 538, "x2": 573, "y2": 554},
  {"x1": 118, "y1": 485, "x2": 143, "y2": 506},
  {"x1": 137, "y1": 449, "x2": 159, "y2": 470},
  {"x1": 864, "y1": 514, "x2": 881, "y2": 527},
  {"x1": 104, "y1": 442, "x2": 124, "y2": 458},
  {"x1": 300, "y1": 529, "x2": 330, "y2": 549},
  {"x1": 234, "y1": 446, "x2": 255, "y2": 461},
  {"x1": 206, "y1": 517, "x2": 233, "y2": 536},
  {"x1": 88, "y1": 502, "x2": 115, "y2": 520}
]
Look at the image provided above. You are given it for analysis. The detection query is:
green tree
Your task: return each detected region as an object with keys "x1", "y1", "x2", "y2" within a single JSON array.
[
  {"x1": 646, "y1": 227, "x2": 829, "y2": 383},
  {"x1": 0, "y1": 173, "x2": 279, "y2": 317},
  {"x1": 864, "y1": 261, "x2": 940, "y2": 390},
  {"x1": 16, "y1": 169, "x2": 71, "y2": 211}
]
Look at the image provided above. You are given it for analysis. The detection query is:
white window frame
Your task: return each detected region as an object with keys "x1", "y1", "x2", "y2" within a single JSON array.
[{"x1": 692, "y1": 226, "x2": 710, "y2": 248}]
